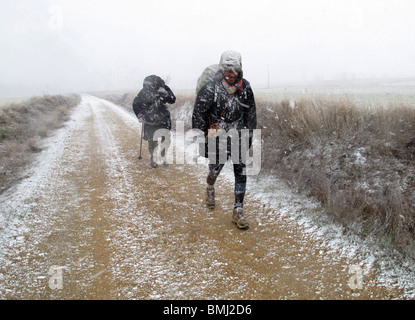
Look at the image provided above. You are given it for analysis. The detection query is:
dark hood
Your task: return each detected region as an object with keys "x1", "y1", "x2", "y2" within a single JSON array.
[{"x1": 143, "y1": 75, "x2": 163, "y2": 91}]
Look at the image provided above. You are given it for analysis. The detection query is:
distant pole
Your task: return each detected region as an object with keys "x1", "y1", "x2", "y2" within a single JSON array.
[{"x1": 267, "y1": 64, "x2": 270, "y2": 89}]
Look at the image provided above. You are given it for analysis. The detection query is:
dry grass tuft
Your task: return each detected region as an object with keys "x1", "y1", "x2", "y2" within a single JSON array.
[{"x1": 0, "y1": 94, "x2": 81, "y2": 194}]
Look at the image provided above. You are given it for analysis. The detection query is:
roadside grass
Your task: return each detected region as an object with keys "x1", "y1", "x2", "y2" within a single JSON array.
[
  {"x1": 0, "y1": 94, "x2": 81, "y2": 194},
  {"x1": 258, "y1": 92, "x2": 415, "y2": 256}
]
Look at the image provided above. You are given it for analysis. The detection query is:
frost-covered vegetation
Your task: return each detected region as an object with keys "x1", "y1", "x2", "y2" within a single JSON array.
[
  {"x1": 0, "y1": 94, "x2": 81, "y2": 194},
  {"x1": 257, "y1": 92, "x2": 415, "y2": 257}
]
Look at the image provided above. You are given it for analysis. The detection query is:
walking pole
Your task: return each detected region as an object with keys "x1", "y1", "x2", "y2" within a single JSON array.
[{"x1": 138, "y1": 122, "x2": 144, "y2": 160}]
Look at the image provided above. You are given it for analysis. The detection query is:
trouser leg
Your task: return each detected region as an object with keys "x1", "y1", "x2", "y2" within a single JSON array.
[
  {"x1": 147, "y1": 126, "x2": 171, "y2": 165},
  {"x1": 147, "y1": 140, "x2": 158, "y2": 168},
  {"x1": 148, "y1": 140, "x2": 158, "y2": 158},
  {"x1": 232, "y1": 162, "x2": 249, "y2": 229},
  {"x1": 234, "y1": 163, "x2": 247, "y2": 208},
  {"x1": 207, "y1": 163, "x2": 225, "y2": 186},
  {"x1": 160, "y1": 134, "x2": 171, "y2": 159}
]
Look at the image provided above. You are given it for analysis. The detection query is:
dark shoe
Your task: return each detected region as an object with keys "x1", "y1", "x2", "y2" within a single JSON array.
[
  {"x1": 206, "y1": 185, "x2": 215, "y2": 209},
  {"x1": 232, "y1": 207, "x2": 249, "y2": 229}
]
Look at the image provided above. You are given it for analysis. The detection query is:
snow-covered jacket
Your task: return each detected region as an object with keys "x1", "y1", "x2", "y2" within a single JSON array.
[
  {"x1": 192, "y1": 77, "x2": 256, "y2": 135},
  {"x1": 133, "y1": 75, "x2": 176, "y2": 130}
]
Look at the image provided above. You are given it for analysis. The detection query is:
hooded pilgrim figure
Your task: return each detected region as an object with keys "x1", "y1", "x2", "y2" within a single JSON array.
[
  {"x1": 133, "y1": 75, "x2": 176, "y2": 168},
  {"x1": 192, "y1": 50, "x2": 257, "y2": 229}
]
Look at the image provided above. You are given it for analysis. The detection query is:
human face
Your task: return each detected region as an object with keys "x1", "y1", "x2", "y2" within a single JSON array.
[{"x1": 224, "y1": 70, "x2": 238, "y2": 85}]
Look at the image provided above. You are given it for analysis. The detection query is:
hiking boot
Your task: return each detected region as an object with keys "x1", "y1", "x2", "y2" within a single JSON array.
[
  {"x1": 206, "y1": 185, "x2": 215, "y2": 209},
  {"x1": 150, "y1": 160, "x2": 158, "y2": 168},
  {"x1": 232, "y1": 207, "x2": 249, "y2": 229}
]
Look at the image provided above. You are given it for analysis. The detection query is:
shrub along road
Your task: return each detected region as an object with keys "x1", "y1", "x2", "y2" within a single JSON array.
[{"x1": 0, "y1": 95, "x2": 404, "y2": 299}]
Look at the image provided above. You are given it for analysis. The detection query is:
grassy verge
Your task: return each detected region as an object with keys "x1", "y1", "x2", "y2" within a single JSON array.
[
  {"x1": 0, "y1": 94, "x2": 81, "y2": 194},
  {"x1": 258, "y1": 92, "x2": 415, "y2": 256}
]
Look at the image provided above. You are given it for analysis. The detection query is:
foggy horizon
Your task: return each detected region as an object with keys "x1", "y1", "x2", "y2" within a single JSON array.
[{"x1": 1, "y1": 0, "x2": 415, "y2": 98}]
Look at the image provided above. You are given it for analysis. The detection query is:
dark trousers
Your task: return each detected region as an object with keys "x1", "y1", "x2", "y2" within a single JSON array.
[
  {"x1": 148, "y1": 138, "x2": 169, "y2": 159},
  {"x1": 144, "y1": 124, "x2": 171, "y2": 161},
  {"x1": 206, "y1": 137, "x2": 247, "y2": 208},
  {"x1": 207, "y1": 163, "x2": 246, "y2": 208}
]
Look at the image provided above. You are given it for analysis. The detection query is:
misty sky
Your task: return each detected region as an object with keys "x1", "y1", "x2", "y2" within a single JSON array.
[{"x1": 1, "y1": 0, "x2": 415, "y2": 98}]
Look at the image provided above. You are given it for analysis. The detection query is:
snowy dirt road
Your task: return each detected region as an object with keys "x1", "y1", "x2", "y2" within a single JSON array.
[{"x1": 0, "y1": 95, "x2": 407, "y2": 299}]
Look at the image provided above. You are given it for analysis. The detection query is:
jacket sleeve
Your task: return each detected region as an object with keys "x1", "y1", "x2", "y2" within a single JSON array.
[
  {"x1": 160, "y1": 85, "x2": 176, "y2": 104},
  {"x1": 192, "y1": 83, "x2": 215, "y2": 135},
  {"x1": 132, "y1": 94, "x2": 143, "y2": 118},
  {"x1": 132, "y1": 91, "x2": 151, "y2": 118},
  {"x1": 243, "y1": 82, "x2": 257, "y2": 130}
]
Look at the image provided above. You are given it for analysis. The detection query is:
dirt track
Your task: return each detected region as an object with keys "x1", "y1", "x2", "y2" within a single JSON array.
[{"x1": 0, "y1": 95, "x2": 404, "y2": 299}]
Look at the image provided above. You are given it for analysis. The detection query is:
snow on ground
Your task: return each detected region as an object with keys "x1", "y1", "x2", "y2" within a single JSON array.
[
  {"x1": 0, "y1": 99, "x2": 87, "y2": 260},
  {"x1": 1, "y1": 94, "x2": 415, "y2": 298},
  {"x1": 248, "y1": 173, "x2": 415, "y2": 298},
  {"x1": 97, "y1": 95, "x2": 415, "y2": 298}
]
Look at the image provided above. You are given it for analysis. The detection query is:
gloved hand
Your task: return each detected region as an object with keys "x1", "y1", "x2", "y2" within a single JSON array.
[
  {"x1": 136, "y1": 113, "x2": 145, "y2": 122},
  {"x1": 163, "y1": 85, "x2": 176, "y2": 104},
  {"x1": 163, "y1": 84, "x2": 172, "y2": 93}
]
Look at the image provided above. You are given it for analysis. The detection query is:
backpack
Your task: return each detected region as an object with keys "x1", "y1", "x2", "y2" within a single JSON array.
[{"x1": 195, "y1": 64, "x2": 219, "y2": 95}]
